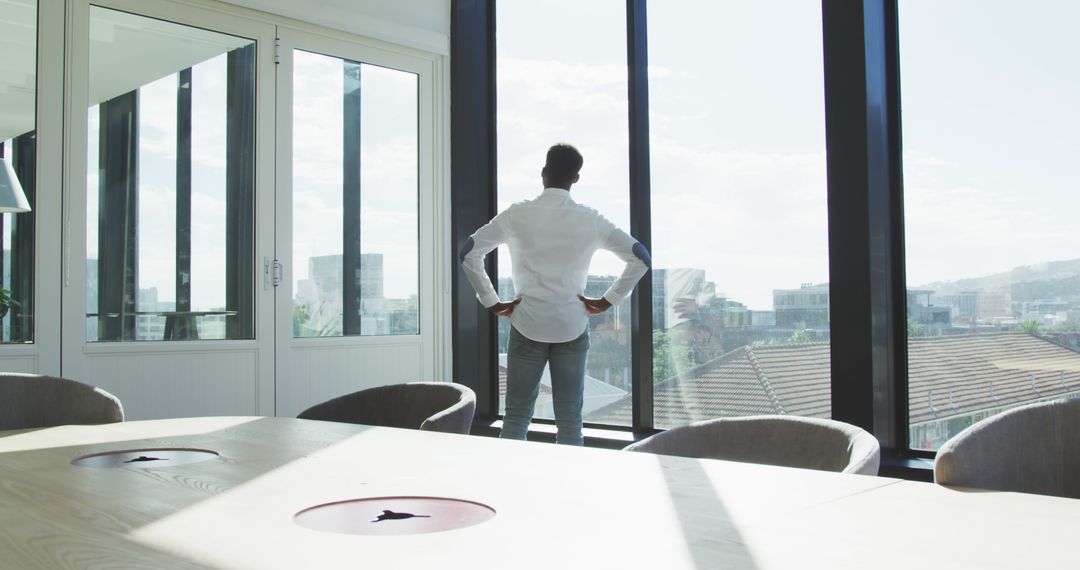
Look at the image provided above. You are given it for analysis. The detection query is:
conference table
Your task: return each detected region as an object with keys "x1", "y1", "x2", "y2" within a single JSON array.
[{"x1": 1, "y1": 417, "x2": 1077, "y2": 569}]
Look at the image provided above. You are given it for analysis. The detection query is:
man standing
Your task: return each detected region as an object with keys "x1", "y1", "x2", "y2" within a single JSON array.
[{"x1": 459, "y1": 144, "x2": 650, "y2": 445}]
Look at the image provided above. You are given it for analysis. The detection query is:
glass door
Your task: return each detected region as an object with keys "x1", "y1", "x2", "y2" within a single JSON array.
[
  {"x1": 61, "y1": 0, "x2": 277, "y2": 420},
  {"x1": 273, "y1": 29, "x2": 437, "y2": 416}
]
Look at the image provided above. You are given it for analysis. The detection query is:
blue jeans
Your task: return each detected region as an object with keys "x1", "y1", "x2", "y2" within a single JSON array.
[{"x1": 501, "y1": 326, "x2": 590, "y2": 446}]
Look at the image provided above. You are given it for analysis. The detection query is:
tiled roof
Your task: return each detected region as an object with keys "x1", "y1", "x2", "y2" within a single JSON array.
[
  {"x1": 587, "y1": 332, "x2": 1080, "y2": 427},
  {"x1": 907, "y1": 332, "x2": 1080, "y2": 424}
]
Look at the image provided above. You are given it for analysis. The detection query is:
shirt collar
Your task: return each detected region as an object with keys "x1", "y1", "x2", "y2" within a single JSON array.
[{"x1": 541, "y1": 187, "x2": 573, "y2": 200}]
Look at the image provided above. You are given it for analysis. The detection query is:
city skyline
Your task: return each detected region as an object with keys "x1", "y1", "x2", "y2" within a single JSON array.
[{"x1": 495, "y1": 253, "x2": 1080, "y2": 319}]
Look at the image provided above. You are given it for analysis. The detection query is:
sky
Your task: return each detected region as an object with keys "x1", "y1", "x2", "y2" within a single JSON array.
[
  {"x1": 497, "y1": 0, "x2": 1080, "y2": 311},
  {"x1": 898, "y1": 0, "x2": 1080, "y2": 288}
]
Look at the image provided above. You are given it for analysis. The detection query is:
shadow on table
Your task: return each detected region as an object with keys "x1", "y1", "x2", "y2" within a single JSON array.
[{"x1": 652, "y1": 453, "x2": 759, "y2": 569}]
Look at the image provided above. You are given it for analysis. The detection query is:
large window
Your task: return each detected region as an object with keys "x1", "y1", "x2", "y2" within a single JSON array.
[
  {"x1": 459, "y1": 1, "x2": 1077, "y2": 455},
  {"x1": 491, "y1": 1, "x2": 829, "y2": 429},
  {"x1": 290, "y1": 50, "x2": 420, "y2": 337},
  {"x1": 0, "y1": 0, "x2": 37, "y2": 344},
  {"x1": 495, "y1": 0, "x2": 632, "y2": 424},
  {"x1": 86, "y1": 7, "x2": 255, "y2": 341},
  {"x1": 900, "y1": 1, "x2": 1080, "y2": 450},
  {"x1": 645, "y1": 1, "x2": 830, "y2": 428}
]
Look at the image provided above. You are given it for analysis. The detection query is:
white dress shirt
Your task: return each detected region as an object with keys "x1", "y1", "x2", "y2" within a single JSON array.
[{"x1": 460, "y1": 187, "x2": 650, "y2": 343}]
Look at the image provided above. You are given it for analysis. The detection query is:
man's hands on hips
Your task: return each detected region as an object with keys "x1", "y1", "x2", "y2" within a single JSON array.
[
  {"x1": 579, "y1": 295, "x2": 612, "y2": 315},
  {"x1": 489, "y1": 298, "x2": 522, "y2": 317}
]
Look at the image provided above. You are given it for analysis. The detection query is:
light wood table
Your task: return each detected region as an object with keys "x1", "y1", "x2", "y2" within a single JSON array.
[{"x1": 0, "y1": 417, "x2": 1076, "y2": 569}]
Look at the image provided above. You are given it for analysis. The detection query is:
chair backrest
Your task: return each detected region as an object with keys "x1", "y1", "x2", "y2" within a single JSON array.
[
  {"x1": 624, "y1": 415, "x2": 880, "y2": 475},
  {"x1": 934, "y1": 398, "x2": 1080, "y2": 498},
  {"x1": 0, "y1": 373, "x2": 124, "y2": 431},
  {"x1": 297, "y1": 382, "x2": 476, "y2": 435}
]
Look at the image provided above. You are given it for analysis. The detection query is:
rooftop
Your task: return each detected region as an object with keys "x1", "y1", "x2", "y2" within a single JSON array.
[{"x1": 587, "y1": 332, "x2": 1080, "y2": 427}]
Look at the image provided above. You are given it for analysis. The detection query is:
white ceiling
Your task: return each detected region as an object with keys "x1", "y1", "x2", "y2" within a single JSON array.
[
  {"x1": 87, "y1": 6, "x2": 251, "y2": 108},
  {"x1": 220, "y1": 0, "x2": 449, "y2": 54}
]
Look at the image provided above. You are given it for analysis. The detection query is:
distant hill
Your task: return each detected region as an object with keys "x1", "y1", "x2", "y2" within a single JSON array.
[{"x1": 916, "y1": 258, "x2": 1080, "y2": 302}]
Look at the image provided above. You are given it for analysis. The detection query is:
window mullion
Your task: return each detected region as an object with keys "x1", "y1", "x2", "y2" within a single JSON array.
[{"x1": 627, "y1": 0, "x2": 654, "y2": 432}]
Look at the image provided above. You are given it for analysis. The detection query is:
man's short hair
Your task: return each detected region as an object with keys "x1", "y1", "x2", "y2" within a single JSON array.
[{"x1": 545, "y1": 143, "x2": 584, "y2": 182}]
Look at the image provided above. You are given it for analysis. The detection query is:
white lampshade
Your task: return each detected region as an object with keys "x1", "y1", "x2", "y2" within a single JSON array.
[{"x1": 0, "y1": 159, "x2": 31, "y2": 213}]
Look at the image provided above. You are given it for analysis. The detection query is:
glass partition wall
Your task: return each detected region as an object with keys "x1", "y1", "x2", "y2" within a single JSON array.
[
  {"x1": 0, "y1": 0, "x2": 37, "y2": 344},
  {"x1": 65, "y1": 3, "x2": 433, "y2": 420},
  {"x1": 85, "y1": 6, "x2": 255, "y2": 341}
]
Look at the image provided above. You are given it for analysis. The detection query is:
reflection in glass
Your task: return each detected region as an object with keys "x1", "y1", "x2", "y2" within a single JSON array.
[
  {"x1": 646, "y1": 1, "x2": 831, "y2": 428},
  {"x1": 496, "y1": 0, "x2": 631, "y2": 425},
  {"x1": 0, "y1": 0, "x2": 38, "y2": 343},
  {"x1": 85, "y1": 7, "x2": 255, "y2": 341},
  {"x1": 900, "y1": 2, "x2": 1080, "y2": 451},
  {"x1": 291, "y1": 50, "x2": 419, "y2": 337}
]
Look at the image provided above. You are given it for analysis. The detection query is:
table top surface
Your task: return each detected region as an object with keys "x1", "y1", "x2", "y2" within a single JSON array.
[{"x1": 1, "y1": 416, "x2": 1078, "y2": 569}]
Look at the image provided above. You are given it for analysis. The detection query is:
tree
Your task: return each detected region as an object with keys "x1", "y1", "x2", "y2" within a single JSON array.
[
  {"x1": 788, "y1": 329, "x2": 811, "y2": 343},
  {"x1": 653, "y1": 329, "x2": 695, "y2": 384},
  {"x1": 292, "y1": 303, "x2": 311, "y2": 336},
  {"x1": 1017, "y1": 320, "x2": 1042, "y2": 336},
  {"x1": 0, "y1": 286, "x2": 19, "y2": 320},
  {"x1": 907, "y1": 319, "x2": 925, "y2": 338},
  {"x1": 586, "y1": 332, "x2": 630, "y2": 384}
]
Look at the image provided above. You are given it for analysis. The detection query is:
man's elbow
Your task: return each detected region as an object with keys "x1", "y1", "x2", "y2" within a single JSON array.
[
  {"x1": 633, "y1": 242, "x2": 652, "y2": 269},
  {"x1": 458, "y1": 237, "x2": 476, "y2": 265}
]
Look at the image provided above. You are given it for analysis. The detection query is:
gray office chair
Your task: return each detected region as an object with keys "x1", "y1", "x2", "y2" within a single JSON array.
[
  {"x1": 934, "y1": 398, "x2": 1080, "y2": 498},
  {"x1": 0, "y1": 373, "x2": 124, "y2": 431},
  {"x1": 298, "y1": 382, "x2": 476, "y2": 435},
  {"x1": 624, "y1": 415, "x2": 881, "y2": 475}
]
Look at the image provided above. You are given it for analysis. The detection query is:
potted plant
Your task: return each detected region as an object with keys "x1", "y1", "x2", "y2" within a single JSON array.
[{"x1": 0, "y1": 286, "x2": 18, "y2": 319}]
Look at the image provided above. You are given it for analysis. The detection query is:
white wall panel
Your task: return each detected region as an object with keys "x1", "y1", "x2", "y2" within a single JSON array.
[
  {"x1": 81, "y1": 348, "x2": 259, "y2": 420},
  {"x1": 0, "y1": 353, "x2": 39, "y2": 374},
  {"x1": 277, "y1": 340, "x2": 423, "y2": 417}
]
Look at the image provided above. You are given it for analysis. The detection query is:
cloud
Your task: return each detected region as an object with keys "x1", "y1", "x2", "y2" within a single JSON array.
[
  {"x1": 495, "y1": 56, "x2": 630, "y2": 193},
  {"x1": 631, "y1": 142, "x2": 829, "y2": 309},
  {"x1": 136, "y1": 181, "x2": 178, "y2": 302},
  {"x1": 137, "y1": 74, "x2": 178, "y2": 161},
  {"x1": 497, "y1": 58, "x2": 629, "y2": 116},
  {"x1": 903, "y1": 148, "x2": 1080, "y2": 286},
  {"x1": 189, "y1": 55, "x2": 228, "y2": 171}
]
